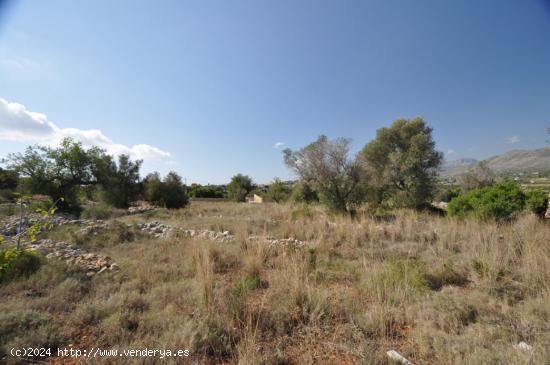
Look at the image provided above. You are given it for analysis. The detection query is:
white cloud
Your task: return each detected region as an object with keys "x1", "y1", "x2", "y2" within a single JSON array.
[
  {"x1": 506, "y1": 135, "x2": 520, "y2": 144},
  {"x1": 0, "y1": 97, "x2": 171, "y2": 161},
  {"x1": 273, "y1": 142, "x2": 285, "y2": 149},
  {"x1": 447, "y1": 149, "x2": 455, "y2": 155}
]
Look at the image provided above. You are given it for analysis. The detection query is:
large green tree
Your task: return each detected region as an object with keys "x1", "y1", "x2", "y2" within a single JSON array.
[
  {"x1": 283, "y1": 135, "x2": 363, "y2": 212},
  {"x1": 359, "y1": 118, "x2": 442, "y2": 209},
  {"x1": 227, "y1": 174, "x2": 253, "y2": 202},
  {"x1": 6, "y1": 138, "x2": 112, "y2": 209}
]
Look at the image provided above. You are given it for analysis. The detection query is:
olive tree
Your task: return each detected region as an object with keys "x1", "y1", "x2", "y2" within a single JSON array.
[
  {"x1": 359, "y1": 118, "x2": 442, "y2": 209},
  {"x1": 227, "y1": 174, "x2": 253, "y2": 202},
  {"x1": 143, "y1": 171, "x2": 188, "y2": 208},
  {"x1": 283, "y1": 135, "x2": 362, "y2": 212},
  {"x1": 457, "y1": 161, "x2": 495, "y2": 192},
  {"x1": 101, "y1": 154, "x2": 143, "y2": 208}
]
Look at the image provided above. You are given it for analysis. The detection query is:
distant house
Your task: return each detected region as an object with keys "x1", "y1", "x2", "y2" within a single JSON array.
[{"x1": 247, "y1": 194, "x2": 264, "y2": 204}]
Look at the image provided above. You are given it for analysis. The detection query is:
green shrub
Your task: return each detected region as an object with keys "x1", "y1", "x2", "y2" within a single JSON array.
[
  {"x1": 0, "y1": 310, "x2": 51, "y2": 343},
  {"x1": 290, "y1": 204, "x2": 314, "y2": 220},
  {"x1": 383, "y1": 258, "x2": 429, "y2": 292},
  {"x1": 80, "y1": 203, "x2": 124, "y2": 220},
  {"x1": 525, "y1": 189, "x2": 548, "y2": 217},
  {"x1": 232, "y1": 274, "x2": 262, "y2": 298},
  {"x1": 435, "y1": 186, "x2": 460, "y2": 202},
  {"x1": 448, "y1": 181, "x2": 525, "y2": 220},
  {"x1": 266, "y1": 178, "x2": 290, "y2": 203},
  {"x1": 112, "y1": 222, "x2": 138, "y2": 243},
  {"x1": 0, "y1": 248, "x2": 43, "y2": 284},
  {"x1": 189, "y1": 184, "x2": 226, "y2": 198},
  {"x1": 364, "y1": 258, "x2": 429, "y2": 306},
  {"x1": 29, "y1": 198, "x2": 54, "y2": 214},
  {"x1": 290, "y1": 181, "x2": 319, "y2": 204}
]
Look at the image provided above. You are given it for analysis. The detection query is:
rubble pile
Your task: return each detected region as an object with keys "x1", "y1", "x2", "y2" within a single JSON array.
[
  {"x1": 24, "y1": 239, "x2": 119, "y2": 276},
  {"x1": 137, "y1": 221, "x2": 172, "y2": 238},
  {"x1": 0, "y1": 214, "x2": 108, "y2": 238},
  {"x1": 179, "y1": 228, "x2": 234, "y2": 242},
  {"x1": 249, "y1": 235, "x2": 306, "y2": 247}
]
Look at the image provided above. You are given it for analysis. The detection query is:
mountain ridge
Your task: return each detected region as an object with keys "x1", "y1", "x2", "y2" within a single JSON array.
[{"x1": 441, "y1": 147, "x2": 550, "y2": 177}]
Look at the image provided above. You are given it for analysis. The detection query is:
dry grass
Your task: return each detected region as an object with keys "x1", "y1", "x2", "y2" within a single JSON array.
[{"x1": 1, "y1": 201, "x2": 549, "y2": 364}]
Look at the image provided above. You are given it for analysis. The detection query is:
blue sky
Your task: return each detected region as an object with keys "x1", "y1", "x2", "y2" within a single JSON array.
[{"x1": 1, "y1": 0, "x2": 549, "y2": 184}]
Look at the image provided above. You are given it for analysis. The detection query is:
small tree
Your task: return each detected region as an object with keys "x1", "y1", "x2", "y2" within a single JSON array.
[
  {"x1": 162, "y1": 172, "x2": 188, "y2": 208},
  {"x1": 101, "y1": 154, "x2": 143, "y2": 208},
  {"x1": 359, "y1": 118, "x2": 443, "y2": 209},
  {"x1": 283, "y1": 135, "x2": 362, "y2": 212},
  {"x1": 227, "y1": 174, "x2": 253, "y2": 202},
  {"x1": 0, "y1": 195, "x2": 62, "y2": 284},
  {"x1": 143, "y1": 171, "x2": 188, "y2": 209}
]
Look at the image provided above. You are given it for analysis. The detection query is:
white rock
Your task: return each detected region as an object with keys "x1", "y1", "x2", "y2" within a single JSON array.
[
  {"x1": 514, "y1": 341, "x2": 533, "y2": 351},
  {"x1": 386, "y1": 350, "x2": 413, "y2": 365}
]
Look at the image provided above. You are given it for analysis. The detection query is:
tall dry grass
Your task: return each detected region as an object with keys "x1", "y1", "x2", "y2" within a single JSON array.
[{"x1": 0, "y1": 201, "x2": 548, "y2": 364}]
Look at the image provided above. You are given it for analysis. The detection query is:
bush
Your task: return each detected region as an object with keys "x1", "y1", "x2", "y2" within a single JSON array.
[
  {"x1": 80, "y1": 203, "x2": 124, "y2": 220},
  {"x1": 448, "y1": 181, "x2": 525, "y2": 220},
  {"x1": 435, "y1": 186, "x2": 460, "y2": 202},
  {"x1": 525, "y1": 189, "x2": 548, "y2": 217},
  {"x1": 189, "y1": 184, "x2": 226, "y2": 199},
  {"x1": 0, "y1": 248, "x2": 43, "y2": 284},
  {"x1": 0, "y1": 310, "x2": 62, "y2": 360},
  {"x1": 29, "y1": 197, "x2": 54, "y2": 213},
  {"x1": 266, "y1": 179, "x2": 290, "y2": 203},
  {"x1": 289, "y1": 181, "x2": 319, "y2": 204}
]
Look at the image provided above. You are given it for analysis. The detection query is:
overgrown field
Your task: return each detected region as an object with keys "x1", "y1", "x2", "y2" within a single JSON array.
[{"x1": 1, "y1": 202, "x2": 549, "y2": 364}]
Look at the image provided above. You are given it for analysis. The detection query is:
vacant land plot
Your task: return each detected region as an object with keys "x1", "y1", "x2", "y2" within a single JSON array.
[{"x1": 1, "y1": 202, "x2": 549, "y2": 364}]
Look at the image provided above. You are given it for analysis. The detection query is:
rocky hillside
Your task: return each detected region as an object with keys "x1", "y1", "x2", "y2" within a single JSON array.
[{"x1": 441, "y1": 148, "x2": 550, "y2": 177}]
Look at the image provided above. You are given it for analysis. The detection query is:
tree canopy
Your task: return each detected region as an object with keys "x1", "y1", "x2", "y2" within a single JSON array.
[
  {"x1": 143, "y1": 171, "x2": 188, "y2": 208},
  {"x1": 283, "y1": 135, "x2": 362, "y2": 212},
  {"x1": 227, "y1": 174, "x2": 253, "y2": 202},
  {"x1": 359, "y1": 118, "x2": 442, "y2": 209},
  {"x1": 6, "y1": 138, "x2": 113, "y2": 209},
  {"x1": 101, "y1": 154, "x2": 143, "y2": 208},
  {"x1": 5, "y1": 138, "x2": 145, "y2": 210}
]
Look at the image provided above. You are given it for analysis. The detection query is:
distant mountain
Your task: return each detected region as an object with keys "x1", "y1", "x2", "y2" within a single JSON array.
[
  {"x1": 440, "y1": 148, "x2": 550, "y2": 177},
  {"x1": 441, "y1": 158, "x2": 478, "y2": 171}
]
